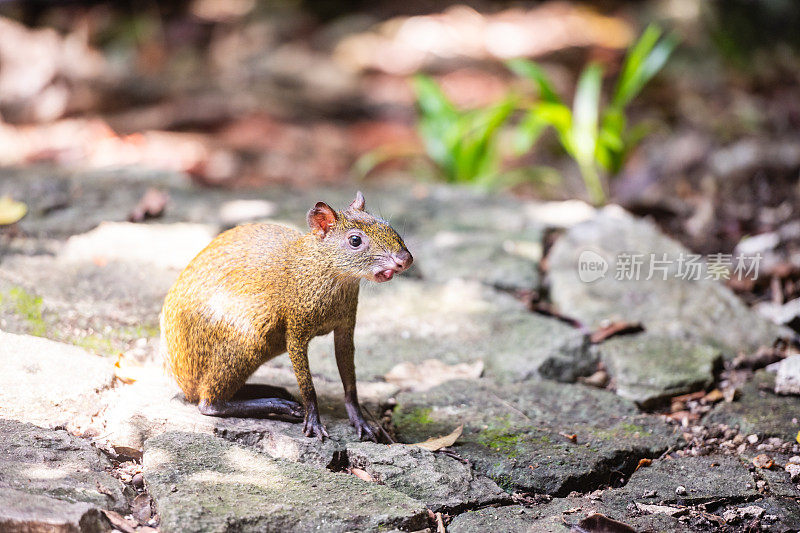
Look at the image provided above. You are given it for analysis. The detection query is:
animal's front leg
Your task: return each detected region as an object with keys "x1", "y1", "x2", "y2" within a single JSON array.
[
  {"x1": 287, "y1": 331, "x2": 328, "y2": 440},
  {"x1": 335, "y1": 324, "x2": 377, "y2": 442}
]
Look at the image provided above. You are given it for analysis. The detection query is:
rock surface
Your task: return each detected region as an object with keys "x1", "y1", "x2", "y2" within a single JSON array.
[
  {"x1": 143, "y1": 431, "x2": 428, "y2": 533},
  {"x1": 393, "y1": 379, "x2": 679, "y2": 495},
  {"x1": 0, "y1": 331, "x2": 114, "y2": 429},
  {"x1": 0, "y1": 488, "x2": 111, "y2": 533},
  {"x1": 547, "y1": 208, "x2": 788, "y2": 357},
  {"x1": 598, "y1": 334, "x2": 721, "y2": 408},
  {"x1": 775, "y1": 354, "x2": 800, "y2": 395},
  {"x1": 706, "y1": 371, "x2": 800, "y2": 442},
  {"x1": 0, "y1": 419, "x2": 128, "y2": 512},
  {"x1": 346, "y1": 441, "x2": 509, "y2": 512}
]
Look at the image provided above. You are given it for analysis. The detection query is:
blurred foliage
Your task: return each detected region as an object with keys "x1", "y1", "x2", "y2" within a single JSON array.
[
  {"x1": 412, "y1": 75, "x2": 516, "y2": 186},
  {"x1": 704, "y1": 0, "x2": 800, "y2": 65},
  {"x1": 509, "y1": 24, "x2": 677, "y2": 204},
  {"x1": 410, "y1": 25, "x2": 676, "y2": 203}
]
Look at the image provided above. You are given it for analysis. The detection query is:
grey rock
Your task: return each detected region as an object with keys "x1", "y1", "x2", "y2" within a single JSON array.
[
  {"x1": 392, "y1": 379, "x2": 679, "y2": 495},
  {"x1": 346, "y1": 441, "x2": 509, "y2": 512},
  {"x1": 274, "y1": 278, "x2": 594, "y2": 385},
  {"x1": 0, "y1": 331, "x2": 114, "y2": 429},
  {"x1": 775, "y1": 354, "x2": 800, "y2": 395},
  {"x1": 99, "y1": 366, "x2": 397, "y2": 468},
  {"x1": 0, "y1": 487, "x2": 110, "y2": 533},
  {"x1": 448, "y1": 498, "x2": 689, "y2": 533},
  {"x1": 143, "y1": 431, "x2": 428, "y2": 533},
  {"x1": 610, "y1": 455, "x2": 758, "y2": 505},
  {"x1": 719, "y1": 497, "x2": 800, "y2": 533},
  {"x1": 706, "y1": 371, "x2": 800, "y2": 442},
  {"x1": 0, "y1": 419, "x2": 128, "y2": 512},
  {"x1": 548, "y1": 208, "x2": 788, "y2": 357},
  {"x1": 598, "y1": 334, "x2": 721, "y2": 408}
]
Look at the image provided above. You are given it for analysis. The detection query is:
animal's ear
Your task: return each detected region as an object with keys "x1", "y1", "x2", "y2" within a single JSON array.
[
  {"x1": 307, "y1": 202, "x2": 338, "y2": 237},
  {"x1": 349, "y1": 191, "x2": 365, "y2": 211}
]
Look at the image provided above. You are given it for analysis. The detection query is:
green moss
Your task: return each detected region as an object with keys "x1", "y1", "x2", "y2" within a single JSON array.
[
  {"x1": 74, "y1": 334, "x2": 116, "y2": 356},
  {"x1": 0, "y1": 286, "x2": 47, "y2": 336},
  {"x1": 393, "y1": 406, "x2": 434, "y2": 429}
]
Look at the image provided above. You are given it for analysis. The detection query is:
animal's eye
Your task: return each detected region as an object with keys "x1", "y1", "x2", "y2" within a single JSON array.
[{"x1": 348, "y1": 235, "x2": 362, "y2": 248}]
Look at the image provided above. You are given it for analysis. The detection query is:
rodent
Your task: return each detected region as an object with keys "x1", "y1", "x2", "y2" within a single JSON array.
[{"x1": 160, "y1": 192, "x2": 412, "y2": 440}]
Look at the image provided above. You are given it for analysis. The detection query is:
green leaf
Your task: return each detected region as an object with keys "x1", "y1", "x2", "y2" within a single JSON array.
[
  {"x1": 613, "y1": 25, "x2": 677, "y2": 108},
  {"x1": 513, "y1": 111, "x2": 548, "y2": 155},
  {"x1": 412, "y1": 75, "x2": 456, "y2": 119},
  {"x1": 507, "y1": 58, "x2": 562, "y2": 104},
  {"x1": 572, "y1": 63, "x2": 602, "y2": 166}
]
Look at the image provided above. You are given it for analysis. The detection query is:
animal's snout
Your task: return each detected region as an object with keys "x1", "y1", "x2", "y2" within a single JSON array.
[{"x1": 394, "y1": 250, "x2": 413, "y2": 271}]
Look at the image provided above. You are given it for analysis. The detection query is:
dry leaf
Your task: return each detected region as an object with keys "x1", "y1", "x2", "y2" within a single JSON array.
[
  {"x1": 635, "y1": 503, "x2": 687, "y2": 517},
  {"x1": 349, "y1": 468, "x2": 374, "y2": 482},
  {"x1": 634, "y1": 458, "x2": 652, "y2": 472},
  {"x1": 0, "y1": 196, "x2": 27, "y2": 225},
  {"x1": 753, "y1": 454, "x2": 774, "y2": 469},
  {"x1": 384, "y1": 359, "x2": 483, "y2": 391},
  {"x1": 102, "y1": 510, "x2": 138, "y2": 533},
  {"x1": 113, "y1": 353, "x2": 148, "y2": 384},
  {"x1": 571, "y1": 512, "x2": 637, "y2": 533},
  {"x1": 702, "y1": 389, "x2": 724, "y2": 403},
  {"x1": 435, "y1": 511, "x2": 446, "y2": 533},
  {"x1": 559, "y1": 432, "x2": 578, "y2": 443},
  {"x1": 412, "y1": 425, "x2": 463, "y2": 451},
  {"x1": 590, "y1": 321, "x2": 644, "y2": 343}
]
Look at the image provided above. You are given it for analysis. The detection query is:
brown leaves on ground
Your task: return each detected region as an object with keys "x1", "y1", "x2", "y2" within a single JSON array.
[
  {"x1": 570, "y1": 512, "x2": 637, "y2": 533},
  {"x1": 589, "y1": 321, "x2": 644, "y2": 344},
  {"x1": 384, "y1": 359, "x2": 483, "y2": 392},
  {"x1": 411, "y1": 425, "x2": 463, "y2": 452}
]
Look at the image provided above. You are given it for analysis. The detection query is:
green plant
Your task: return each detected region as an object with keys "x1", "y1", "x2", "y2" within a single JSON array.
[
  {"x1": 412, "y1": 75, "x2": 515, "y2": 185},
  {"x1": 508, "y1": 24, "x2": 677, "y2": 204}
]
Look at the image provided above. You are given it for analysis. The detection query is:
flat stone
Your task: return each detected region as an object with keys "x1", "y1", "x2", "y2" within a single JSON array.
[
  {"x1": 720, "y1": 497, "x2": 800, "y2": 533},
  {"x1": 548, "y1": 208, "x2": 788, "y2": 357},
  {"x1": 598, "y1": 334, "x2": 722, "y2": 408},
  {"x1": 0, "y1": 419, "x2": 128, "y2": 512},
  {"x1": 273, "y1": 278, "x2": 594, "y2": 385},
  {"x1": 776, "y1": 354, "x2": 800, "y2": 395},
  {"x1": 346, "y1": 441, "x2": 509, "y2": 512},
  {"x1": 610, "y1": 455, "x2": 758, "y2": 506},
  {"x1": 99, "y1": 366, "x2": 397, "y2": 468},
  {"x1": 143, "y1": 431, "x2": 428, "y2": 533},
  {"x1": 706, "y1": 371, "x2": 800, "y2": 442},
  {"x1": 392, "y1": 379, "x2": 679, "y2": 495},
  {"x1": 448, "y1": 498, "x2": 689, "y2": 533},
  {"x1": 0, "y1": 331, "x2": 114, "y2": 429},
  {"x1": 0, "y1": 487, "x2": 110, "y2": 533}
]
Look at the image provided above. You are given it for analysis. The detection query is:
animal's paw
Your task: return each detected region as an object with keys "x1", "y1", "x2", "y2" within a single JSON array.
[
  {"x1": 351, "y1": 416, "x2": 378, "y2": 442},
  {"x1": 303, "y1": 412, "x2": 329, "y2": 441}
]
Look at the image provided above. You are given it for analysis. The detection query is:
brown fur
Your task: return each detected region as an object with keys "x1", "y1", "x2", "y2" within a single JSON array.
[{"x1": 160, "y1": 192, "x2": 411, "y2": 438}]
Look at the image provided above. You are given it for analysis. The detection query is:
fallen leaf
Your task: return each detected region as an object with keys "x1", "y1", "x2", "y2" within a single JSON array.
[
  {"x1": 102, "y1": 510, "x2": 137, "y2": 533},
  {"x1": 564, "y1": 507, "x2": 582, "y2": 514},
  {"x1": 349, "y1": 468, "x2": 374, "y2": 482},
  {"x1": 634, "y1": 458, "x2": 652, "y2": 472},
  {"x1": 0, "y1": 196, "x2": 27, "y2": 225},
  {"x1": 579, "y1": 370, "x2": 609, "y2": 388},
  {"x1": 384, "y1": 359, "x2": 483, "y2": 392},
  {"x1": 435, "y1": 511, "x2": 446, "y2": 533},
  {"x1": 113, "y1": 353, "x2": 148, "y2": 384},
  {"x1": 412, "y1": 425, "x2": 463, "y2": 451},
  {"x1": 571, "y1": 512, "x2": 637, "y2": 533},
  {"x1": 635, "y1": 503, "x2": 687, "y2": 517},
  {"x1": 753, "y1": 454, "x2": 774, "y2": 469},
  {"x1": 590, "y1": 321, "x2": 644, "y2": 343},
  {"x1": 672, "y1": 390, "x2": 706, "y2": 403},
  {"x1": 702, "y1": 389, "x2": 724, "y2": 403},
  {"x1": 559, "y1": 432, "x2": 578, "y2": 443}
]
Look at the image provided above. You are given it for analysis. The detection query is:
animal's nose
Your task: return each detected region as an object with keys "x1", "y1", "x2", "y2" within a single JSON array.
[{"x1": 394, "y1": 250, "x2": 413, "y2": 270}]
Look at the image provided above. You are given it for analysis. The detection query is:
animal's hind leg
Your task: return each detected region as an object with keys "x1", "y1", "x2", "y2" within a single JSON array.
[{"x1": 198, "y1": 396, "x2": 303, "y2": 420}]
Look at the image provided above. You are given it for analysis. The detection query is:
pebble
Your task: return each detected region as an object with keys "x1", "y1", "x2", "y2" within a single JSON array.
[
  {"x1": 747, "y1": 434, "x2": 759, "y2": 445},
  {"x1": 785, "y1": 463, "x2": 800, "y2": 482},
  {"x1": 789, "y1": 456, "x2": 800, "y2": 465},
  {"x1": 675, "y1": 485, "x2": 687, "y2": 496},
  {"x1": 132, "y1": 473, "x2": 144, "y2": 489}
]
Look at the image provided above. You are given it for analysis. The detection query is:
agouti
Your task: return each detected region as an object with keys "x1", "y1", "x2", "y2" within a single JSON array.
[{"x1": 160, "y1": 192, "x2": 412, "y2": 440}]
